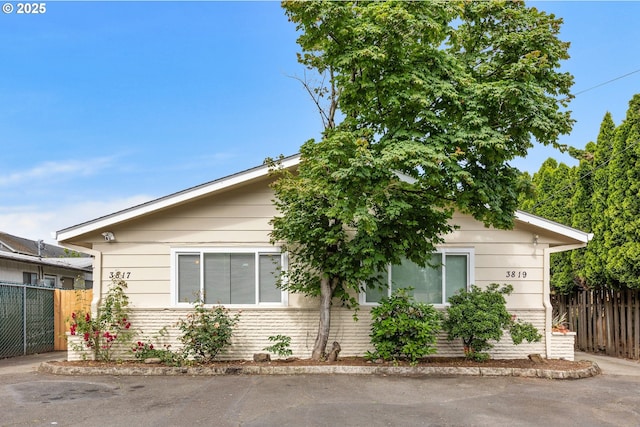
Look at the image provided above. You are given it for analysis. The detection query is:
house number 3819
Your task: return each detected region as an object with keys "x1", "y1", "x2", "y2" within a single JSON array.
[{"x1": 506, "y1": 271, "x2": 527, "y2": 279}]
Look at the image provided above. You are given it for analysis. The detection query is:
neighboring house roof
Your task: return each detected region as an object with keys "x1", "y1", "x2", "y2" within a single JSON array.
[
  {"x1": 0, "y1": 231, "x2": 76, "y2": 257},
  {"x1": 0, "y1": 250, "x2": 92, "y2": 272},
  {"x1": 0, "y1": 232, "x2": 92, "y2": 272},
  {"x1": 0, "y1": 232, "x2": 65, "y2": 257},
  {"x1": 55, "y1": 154, "x2": 592, "y2": 246}
]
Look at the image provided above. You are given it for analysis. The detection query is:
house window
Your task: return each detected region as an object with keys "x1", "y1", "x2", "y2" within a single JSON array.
[
  {"x1": 173, "y1": 248, "x2": 285, "y2": 306},
  {"x1": 43, "y1": 275, "x2": 57, "y2": 288},
  {"x1": 23, "y1": 272, "x2": 38, "y2": 285},
  {"x1": 363, "y1": 249, "x2": 473, "y2": 306}
]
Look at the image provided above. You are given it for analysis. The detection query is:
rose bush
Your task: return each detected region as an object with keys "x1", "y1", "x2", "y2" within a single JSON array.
[{"x1": 69, "y1": 274, "x2": 133, "y2": 361}]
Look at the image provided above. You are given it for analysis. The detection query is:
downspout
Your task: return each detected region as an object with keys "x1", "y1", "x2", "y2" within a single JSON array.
[{"x1": 543, "y1": 243, "x2": 588, "y2": 358}]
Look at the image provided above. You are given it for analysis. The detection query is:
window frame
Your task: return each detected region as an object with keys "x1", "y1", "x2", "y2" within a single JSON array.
[
  {"x1": 23, "y1": 272, "x2": 38, "y2": 285},
  {"x1": 360, "y1": 248, "x2": 475, "y2": 307},
  {"x1": 170, "y1": 247, "x2": 287, "y2": 308},
  {"x1": 43, "y1": 275, "x2": 57, "y2": 288}
]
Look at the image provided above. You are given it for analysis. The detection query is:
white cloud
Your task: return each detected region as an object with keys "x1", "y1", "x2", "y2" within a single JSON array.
[
  {"x1": 0, "y1": 194, "x2": 154, "y2": 245},
  {"x1": 0, "y1": 157, "x2": 115, "y2": 187}
]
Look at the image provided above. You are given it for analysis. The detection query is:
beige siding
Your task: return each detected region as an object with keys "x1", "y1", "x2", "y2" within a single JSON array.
[
  {"x1": 72, "y1": 175, "x2": 581, "y2": 361},
  {"x1": 95, "y1": 198, "x2": 549, "y2": 311},
  {"x1": 94, "y1": 178, "x2": 278, "y2": 308},
  {"x1": 441, "y1": 218, "x2": 546, "y2": 309}
]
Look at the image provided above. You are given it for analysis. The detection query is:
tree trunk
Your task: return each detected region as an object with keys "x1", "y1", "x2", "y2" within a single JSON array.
[{"x1": 311, "y1": 276, "x2": 334, "y2": 360}]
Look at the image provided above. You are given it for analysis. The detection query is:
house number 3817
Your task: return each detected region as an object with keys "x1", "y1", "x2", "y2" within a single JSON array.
[
  {"x1": 109, "y1": 271, "x2": 131, "y2": 279},
  {"x1": 506, "y1": 271, "x2": 527, "y2": 279}
]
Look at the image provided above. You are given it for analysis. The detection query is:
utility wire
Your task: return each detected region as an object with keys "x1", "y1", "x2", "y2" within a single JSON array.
[
  {"x1": 572, "y1": 68, "x2": 640, "y2": 97},
  {"x1": 528, "y1": 68, "x2": 640, "y2": 209}
]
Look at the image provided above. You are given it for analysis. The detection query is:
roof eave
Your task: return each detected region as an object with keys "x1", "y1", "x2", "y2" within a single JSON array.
[
  {"x1": 515, "y1": 210, "x2": 592, "y2": 244},
  {"x1": 56, "y1": 154, "x2": 301, "y2": 243},
  {"x1": 56, "y1": 154, "x2": 591, "y2": 247}
]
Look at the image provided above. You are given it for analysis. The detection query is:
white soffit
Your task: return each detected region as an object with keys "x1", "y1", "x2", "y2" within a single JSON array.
[{"x1": 515, "y1": 210, "x2": 593, "y2": 243}]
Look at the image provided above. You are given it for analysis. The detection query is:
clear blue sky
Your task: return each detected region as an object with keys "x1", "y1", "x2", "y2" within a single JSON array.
[{"x1": 1, "y1": 1, "x2": 639, "y2": 244}]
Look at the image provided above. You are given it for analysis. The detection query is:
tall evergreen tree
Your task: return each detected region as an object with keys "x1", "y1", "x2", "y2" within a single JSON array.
[
  {"x1": 569, "y1": 141, "x2": 596, "y2": 288},
  {"x1": 521, "y1": 96, "x2": 640, "y2": 292},
  {"x1": 584, "y1": 113, "x2": 616, "y2": 287},
  {"x1": 605, "y1": 95, "x2": 640, "y2": 288}
]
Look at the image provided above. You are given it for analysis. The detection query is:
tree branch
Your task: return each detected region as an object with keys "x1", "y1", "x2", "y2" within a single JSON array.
[{"x1": 286, "y1": 71, "x2": 332, "y2": 130}]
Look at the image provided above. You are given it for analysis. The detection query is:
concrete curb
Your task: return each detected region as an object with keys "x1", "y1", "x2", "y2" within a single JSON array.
[{"x1": 38, "y1": 361, "x2": 601, "y2": 379}]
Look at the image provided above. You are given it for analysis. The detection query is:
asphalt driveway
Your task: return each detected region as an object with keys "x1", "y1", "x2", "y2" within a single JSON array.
[{"x1": 1, "y1": 352, "x2": 639, "y2": 427}]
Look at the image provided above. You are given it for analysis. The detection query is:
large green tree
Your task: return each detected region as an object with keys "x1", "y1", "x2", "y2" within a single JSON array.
[
  {"x1": 272, "y1": 0, "x2": 573, "y2": 359},
  {"x1": 583, "y1": 113, "x2": 616, "y2": 286},
  {"x1": 520, "y1": 97, "x2": 640, "y2": 293},
  {"x1": 604, "y1": 95, "x2": 640, "y2": 288},
  {"x1": 569, "y1": 141, "x2": 596, "y2": 288}
]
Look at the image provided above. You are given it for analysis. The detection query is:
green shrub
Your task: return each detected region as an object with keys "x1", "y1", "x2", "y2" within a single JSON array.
[
  {"x1": 443, "y1": 284, "x2": 541, "y2": 361},
  {"x1": 132, "y1": 327, "x2": 183, "y2": 366},
  {"x1": 176, "y1": 300, "x2": 240, "y2": 363},
  {"x1": 132, "y1": 340, "x2": 183, "y2": 366},
  {"x1": 367, "y1": 288, "x2": 441, "y2": 364},
  {"x1": 263, "y1": 335, "x2": 293, "y2": 358},
  {"x1": 509, "y1": 320, "x2": 543, "y2": 345}
]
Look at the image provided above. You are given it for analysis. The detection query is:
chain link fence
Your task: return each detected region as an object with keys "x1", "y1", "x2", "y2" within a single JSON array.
[{"x1": 0, "y1": 282, "x2": 55, "y2": 358}]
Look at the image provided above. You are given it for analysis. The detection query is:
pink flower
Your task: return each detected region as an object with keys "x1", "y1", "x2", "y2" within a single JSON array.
[
  {"x1": 85, "y1": 313, "x2": 90, "y2": 322},
  {"x1": 71, "y1": 312, "x2": 76, "y2": 320}
]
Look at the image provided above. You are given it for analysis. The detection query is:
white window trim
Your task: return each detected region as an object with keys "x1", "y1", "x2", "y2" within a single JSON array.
[
  {"x1": 43, "y1": 275, "x2": 57, "y2": 288},
  {"x1": 170, "y1": 247, "x2": 288, "y2": 308},
  {"x1": 360, "y1": 248, "x2": 475, "y2": 307}
]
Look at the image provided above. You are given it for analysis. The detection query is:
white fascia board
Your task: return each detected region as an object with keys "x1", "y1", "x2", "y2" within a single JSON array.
[
  {"x1": 56, "y1": 154, "x2": 301, "y2": 243},
  {"x1": 515, "y1": 210, "x2": 593, "y2": 243}
]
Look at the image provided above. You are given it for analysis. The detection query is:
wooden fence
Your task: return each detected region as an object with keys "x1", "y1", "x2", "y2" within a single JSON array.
[
  {"x1": 53, "y1": 289, "x2": 93, "y2": 350},
  {"x1": 553, "y1": 288, "x2": 640, "y2": 360}
]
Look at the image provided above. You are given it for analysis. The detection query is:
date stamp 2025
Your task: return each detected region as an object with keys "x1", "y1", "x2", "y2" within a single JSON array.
[{"x1": 3, "y1": 2, "x2": 47, "y2": 14}]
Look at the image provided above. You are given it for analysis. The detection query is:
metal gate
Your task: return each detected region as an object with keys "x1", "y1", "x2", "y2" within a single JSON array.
[{"x1": 0, "y1": 282, "x2": 55, "y2": 358}]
